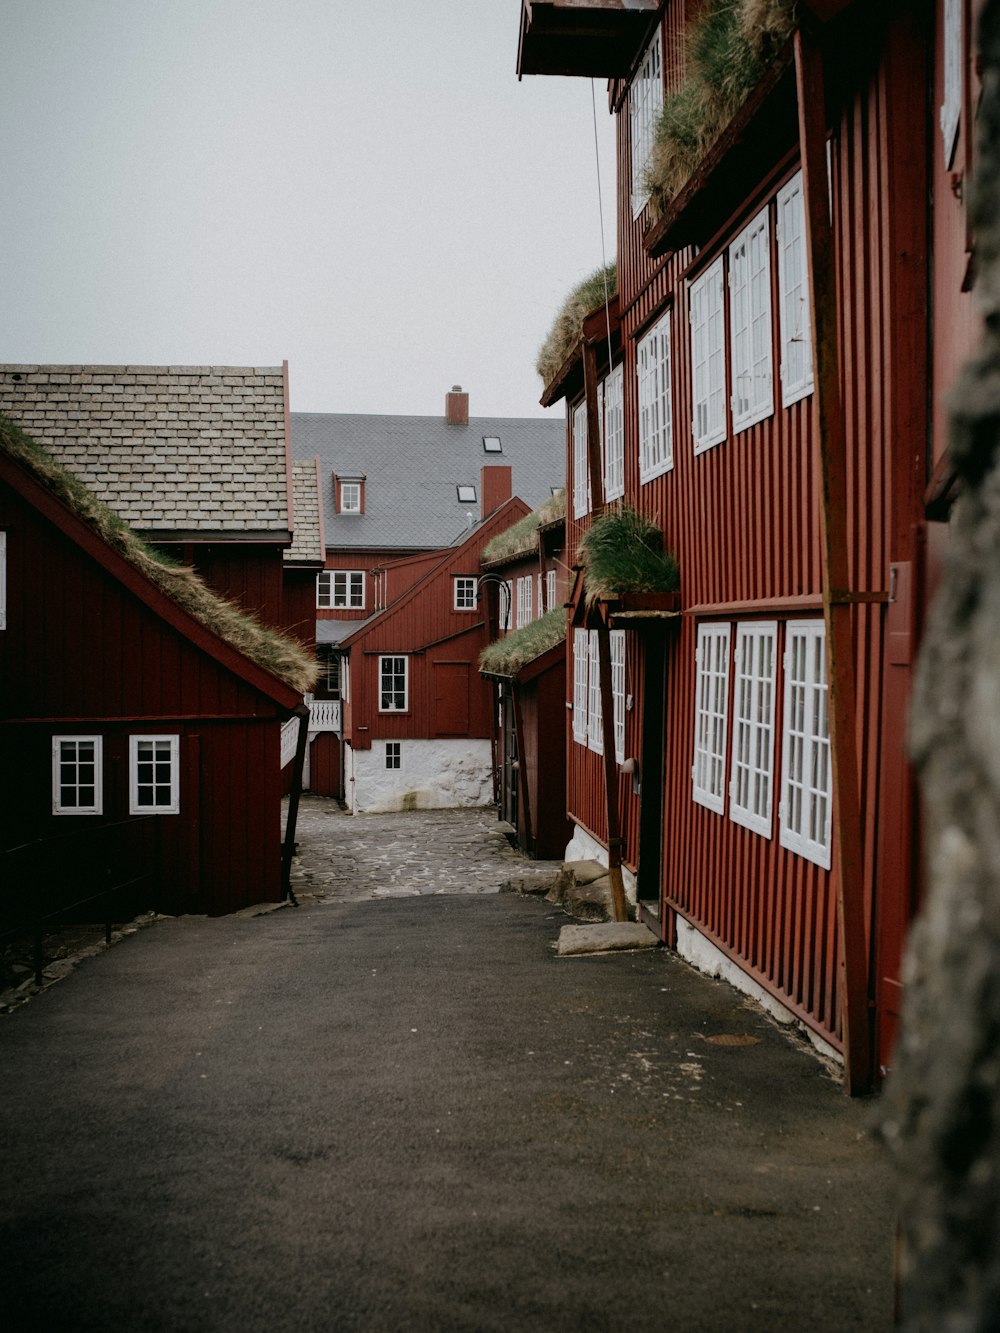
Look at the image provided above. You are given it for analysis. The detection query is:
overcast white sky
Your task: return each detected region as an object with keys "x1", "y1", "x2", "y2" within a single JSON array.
[{"x1": 1, "y1": 1, "x2": 617, "y2": 420}]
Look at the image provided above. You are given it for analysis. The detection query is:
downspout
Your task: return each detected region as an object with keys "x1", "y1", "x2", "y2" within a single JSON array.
[
  {"x1": 583, "y1": 341, "x2": 628, "y2": 923},
  {"x1": 794, "y1": 26, "x2": 871, "y2": 1092},
  {"x1": 281, "y1": 703, "x2": 310, "y2": 904}
]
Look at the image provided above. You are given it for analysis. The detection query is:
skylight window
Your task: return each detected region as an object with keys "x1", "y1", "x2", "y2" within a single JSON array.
[
  {"x1": 457, "y1": 485, "x2": 477, "y2": 503},
  {"x1": 483, "y1": 436, "x2": 502, "y2": 452}
]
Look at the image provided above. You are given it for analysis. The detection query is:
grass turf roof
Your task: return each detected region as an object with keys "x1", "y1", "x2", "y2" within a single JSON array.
[
  {"x1": 479, "y1": 608, "x2": 566, "y2": 678},
  {"x1": 481, "y1": 489, "x2": 566, "y2": 565},
  {"x1": 580, "y1": 506, "x2": 679, "y2": 604},
  {"x1": 536, "y1": 264, "x2": 617, "y2": 389},
  {"x1": 644, "y1": 0, "x2": 796, "y2": 219},
  {"x1": 1, "y1": 416, "x2": 318, "y2": 695}
]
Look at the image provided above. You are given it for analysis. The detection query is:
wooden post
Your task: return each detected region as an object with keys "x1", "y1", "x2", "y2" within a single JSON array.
[
  {"x1": 583, "y1": 341, "x2": 605, "y2": 515},
  {"x1": 794, "y1": 27, "x2": 871, "y2": 1093},
  {"x1": 512, "y1": 686, "x2": 534, "y2": 856},
  {"x1": 281, "y1": 705, "x2": 310, "y2": 905}
]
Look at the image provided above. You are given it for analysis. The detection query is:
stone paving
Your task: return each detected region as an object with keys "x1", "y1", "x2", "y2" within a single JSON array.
[{"x1": 287, "y1": 795, "x2": 564, "y2": 903}]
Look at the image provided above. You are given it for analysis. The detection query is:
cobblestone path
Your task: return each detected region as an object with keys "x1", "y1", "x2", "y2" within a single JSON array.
[{"x1": 288, "y1": 796, "x2": 563, "y2": 903}]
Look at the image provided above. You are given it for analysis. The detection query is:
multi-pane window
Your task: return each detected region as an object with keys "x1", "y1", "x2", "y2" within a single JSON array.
[
  {"x1": 729, "y1": 208, "x2": 773, "y2": 433},
  {"x1": 317, "y1": 645, "x2": 341, "y2": 696},
  {"x1": 729, "y1": 624, "x2": 778, "y2": 837},
  {"x1": 572, "y1": 629, "x2": 589, "y2": 743},
  {"x1": 501, "y1": 580, "x2": 514, "y2": 632},
  {"x1": 776, "y1": 173, "x2": 814, "y2": 408},
  {"x1": 385, "y1": 742, "x2": 401, "y2": 770},
  {"x1": 339, "y1": 480, "x2": 362, "y2": 513},
  {"x1": 690, "y1": 258, "x2": 727, "y2": 454},
  {"x1": 941, "y1": 0, "x2": 962, "y2": 167},
  {"x1": 379, "y1": 656, "x2": 408, "y2": 713},
  {"x1": 53, "y1": 736, "x2": 102, "y2": 815},
  {"x1": 692, "y1": 624, "x2": 731, "y2": 813},
  {"x1": 516, "y1": 575, "x2": 533, "y2": 629},
  {"x1": 629, "y1": 28, "x2": 663, "y2": 219},
  {"x1": 587, "y1": 630, "x2": 604, "y2": 755},
  {"x1": 318, "y1": 570, "x2": 365, "y2": 610},
  {"x1": 637, "y1": 311, "x2": 673, "y2": 482},
  {"x1": 129, "y1": 735, "x2": 180, "y2": 814},
  {"x1": 454, "y1": 576, "x2": 478, "y2": 611},
  {"x1": 611, "y1": 630, "x2": 626, "y2": 765},
  {"x1": 572, "y1": 400, "x2": 589, "y2": 519},
  {"x1": 602, "y1": 365, "x2": 625, "y2": 502},
  {"x1": 779, "y1": 622, "x2": 832, "y2": 868},
  {"x1": 546, "y1": 569, "x2": 557, "y2": 613}
]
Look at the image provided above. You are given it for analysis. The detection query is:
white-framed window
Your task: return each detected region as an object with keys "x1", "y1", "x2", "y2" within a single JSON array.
[
  {"x1": 729, "y1": 207, "x2": 774, "y2": 433},
  {"x1": 611, "y1": 630, "x2": 626, "y2": 765},
  {"x1": 502, "y1": 580, "x2": 514, "y2": 632},
  {"x1": 779, "y1": 621, "x2": 832, "y2": 869},
  {"x1": 342, "y1": 657, "x2": 351, "y2": 704},
  {"x1": 588, "y1": 630, "x2": 604, "y2": 755},
  {"x1": 637, "y1": 311, "x2": 673, "y2": 482},
  {"x1": 629, "y1": 27, "x2": 663, "y2": 219},
  {"x1": 546, "y1": 569, "x2": 557, "y2": 613},
  {"x1": 776, "y1": 173, "x2": 814, "y2": 408},
  {"x1": 0, "y1": 531, "x2": 6, "y2": 630},
  {"x1": 454, "y1": 576, "x2": 478, "y2": 611},
  {"x1": 516, "y1": 575, "x2": 533, "y2": 629},
  {"x1": 129, "y1": 735, "x2": 180, "y2": 815},
  {"x1": 728, "y1": 623, "x2": 778, "y2": 837},
  {"x1": 573, "y1": 400, "x2": 590, "y2": 519},
  {"x1": 385, "y1": 742, "x2": 401, "y2": 770},
  {"x1": 690, "y1": 257, "x2": 727, "y2": 454},
  {"x1": 317, "y1": 570, "x2": 365, "y2": 610},
  {"x1": 941, "y1": 0, "x2": 962, "y2": 168},
  {"x1": 379, "y1": 656, "x2": 408, "y2": 713},
  {"x1": 317, "y1": 645, "x2": 341, "y2": 696},
  {"x1": 52, "y1": 736, "x2": 103, "y2": 815},
  {"x1": 572, "y1": 629, "x2": 589, "y2": 744},
  {"x1": 338, "y1": 480, "x2": 362, "y2": 514},
  {"x1": 602, "y1": 365, "x2": 625, "y2": 502},
  {"x1": 692, "y1": 624, "x2": 731, "y2": 813}
]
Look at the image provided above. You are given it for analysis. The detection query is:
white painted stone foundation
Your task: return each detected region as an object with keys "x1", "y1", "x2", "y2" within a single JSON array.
[
  {"x1": 563, "y1": 822, "x2": 638, "y2": 905},
  {"x1": 345, "y1": 739, "x2": 493, "y2": 814}
]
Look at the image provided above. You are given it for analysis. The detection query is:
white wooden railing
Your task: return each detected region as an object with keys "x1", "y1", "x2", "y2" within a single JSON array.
[
  {"x1": 308, "y1": 698, "x2": 341, "y2": 733},
  {"x1": 280, "y1": 717, "x2": 299, "y2": 769}
]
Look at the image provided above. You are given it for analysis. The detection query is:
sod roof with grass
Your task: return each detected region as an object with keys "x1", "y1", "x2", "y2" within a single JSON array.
[
  {"x1": 644, "y1": 0, "x2": 796, "y2": 219},
  {"x1": 536, "y1": 264, "x2": 617, "y2": 389},
  {"x1": 479, "y1": 608, "x2": 566, "y2": 679},
  {"x1": 1, "y1": 416, "x2": 318, "y2": 694},
  {"x1": 580, "y1": 506, "x2": 679, "y2": 604},
  {"x1": 481, "y1": 489, "x2": 566, "y2": 566}
]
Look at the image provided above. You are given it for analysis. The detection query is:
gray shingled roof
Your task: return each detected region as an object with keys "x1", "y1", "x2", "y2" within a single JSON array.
[
  {"x1": 285, "y1": 459, "x2": 324, "y2": 564},
  {"x1": 0, "y1": 364, "x2": 290, "y2": 534},
  {"x1": 291, "y1": 409, "x2": 565, "y2": 550}
]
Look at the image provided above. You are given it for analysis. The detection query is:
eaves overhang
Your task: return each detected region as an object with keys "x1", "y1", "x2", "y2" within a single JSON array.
[
  {"x1": 516, "y1": 0, "x2": 660, "y2": 79},
  {"x1": 539, "y1": 296, "x2": 622, "y2": 408}
]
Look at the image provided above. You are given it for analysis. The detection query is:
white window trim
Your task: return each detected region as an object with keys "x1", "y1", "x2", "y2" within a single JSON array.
[
  {"x1": 0, "y1": 531, "x2": 6, "y2": 630},
  {"x1": 611, "y1": 630, "x2": 626, "y2": 766},
  {"x1": 776, "y1": 172, "x2": 814, "y2": 408},
  {"x1": 728, "y1": 207, "x2": 774, "y2": 433},
  {"x1": 728, "y1": 622, "x2": 778, "y2": 838},
  {"x1": 454, "y1": 576, "x2": 478, "y2": 611},
  {"x1": 690, "y1": 257, "x2": 727, "y2": 455},
  {"x1": 53, "y1": 735, "x2": 103, "y2": 816},
  {"x1": 129, "y1": 735, "x2": 180, "y2": 815},
  {"x1": 630, "y1": 28, "x2": 663, "y2": 220},
  {"x1": 572, "y1": 400, "x2": 590, "y2": 519},
  {"x1": 587, "y1": 630, "x2": 604, "y2": 755},
  {"x1": 385, "y1": 741, "x2": 401, "y2": 770},
  {"x1": 546, "y1": 569, "x2": 557, "y2": 614},
  {"x1": 779, "y1": 621, "x2": 832, "y2": 869},
  {"x1": 941, "y1": 0, "x2": 962, "y2": 168},
  {"x1": 516, "y1": 575, "x2": 533, "y2": 629},
  {"x1": 318, "y1": 569, "x2": 365, "y2": 610},
  {"x1": 692, "y1": 624, "x2": 731, "y2": 813},
  {"x1": 602, "y1": 365, "x2": 625, "y2": 502},
  {"x1": 339, "y1": 481, "x2": 362, "y2": 513},
  {"x1": 573, "y1": 629, "x2": 589, "y2": 744},
  {"x1": 638, "y1": 310, "x2": 674, "y2": 483},
  {"x1": 378, "y1": 655, "x2": 409, "y2": 713}
]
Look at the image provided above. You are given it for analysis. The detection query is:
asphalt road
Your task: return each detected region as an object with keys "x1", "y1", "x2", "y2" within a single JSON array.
[{"x1": 0, "y1": 894, "x2": 895, "y2": 1331}]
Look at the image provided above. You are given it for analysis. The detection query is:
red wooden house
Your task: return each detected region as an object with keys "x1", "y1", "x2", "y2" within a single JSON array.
[
  {"x1": 0, "y1": 422, "x2": 317, "y2": 922},
  {"x1": 519, "y1": 0, "x2": 978, "y2": 1090}
]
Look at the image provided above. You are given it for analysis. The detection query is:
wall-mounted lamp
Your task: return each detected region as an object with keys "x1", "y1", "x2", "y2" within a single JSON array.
[{"x1": 620, "y1": 756, "x2": 641, "y2": 796}]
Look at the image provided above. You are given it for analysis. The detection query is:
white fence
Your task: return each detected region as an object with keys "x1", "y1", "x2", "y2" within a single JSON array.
[{"x1": 308, "y1": 699, "x2": 341, "y2": 732}]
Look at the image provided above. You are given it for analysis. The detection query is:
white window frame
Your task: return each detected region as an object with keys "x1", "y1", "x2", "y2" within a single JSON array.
[
  {"x1": 941, "y1": 0, "x2": 962, "y2": 168},
  {"x1": 385, "y1": 741, "x2": 401, "y2": 770},
  {"x1": 318, "y1": 570, "x2": 365, "y2": 610},
  {"x1": 611, "y1": 630, "x2": 626, "y2": 766},
  {"x1": 779, "y1": 621, "x2": 832, "y2": 869},
  {"x1": 572, "y1": 629, "x2": 589, "y2": 744},
  {"x1": 516, "y1": 575, "x2": 533, "y2": 629},
  {"x1": 0, "y1": 531, "x2": 6, "y2": 630},
  {"x1": 602, "y1": 365, "x2": 625, "y2": 502},
  {"x1": 729, "y1": 207, "x2": 774, "y2": 433},
  {"x1": 52, "y1": 735, "x2": 103, "y2": 816},
  {"x1": 637, "y1": 311, "x2": 673, "y2": 483},
  {"x1": 454, "y1": 576, "x2": 478, "y2": 611},
  {"x1": 378, "y1": 656, "x2": 409, "y2": 713},
  {"x1": 776, "y1": 173, "x2": 814, "y2": 408},
  {"x1": 129, "y1": 735, "x2": 180, "y2": 815},
  {"x1": 692, "y1": 624, "x2": 731, "y2": 813},
  {"x1": 587, "y1": 630, "x2": 604, "y2": 755},
  {"x1": 572, "y1": 400, "x2": 590, "y2": 519},
  {"x1": 339, "y1": 480, "x2": 361, "y2": 513},
  {"x1": 728, "y1": 623, "x2": 778, "y2": 837},
  {"x1": 629, "y1": 28, "x2": 664, "y2": 219},
  {"x1": 690, "y1": 257, "x2": 727, "y2": 454},
  {"x1": 546, "y1": 569, "x2": 557, "y2": 613}
]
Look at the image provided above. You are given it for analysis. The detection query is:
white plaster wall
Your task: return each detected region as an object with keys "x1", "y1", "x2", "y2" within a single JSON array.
[
  {"x1": 347, "y1": 739, "x2": 493, "y2": 814},
  {"x1": 564, "y1": 821, "x2": 638, "y2": 906}
]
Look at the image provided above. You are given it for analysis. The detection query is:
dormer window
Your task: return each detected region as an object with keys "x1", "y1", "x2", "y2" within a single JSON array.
[
  {"x1": 457, "y1": 484, "x2": 477, "y2": 504},
  {"x1": 483, "y1": 436, "x2": 502, "y2": 453},
  {"x1": 334, "y1": 474, "x2": 364, "y2": 514}
]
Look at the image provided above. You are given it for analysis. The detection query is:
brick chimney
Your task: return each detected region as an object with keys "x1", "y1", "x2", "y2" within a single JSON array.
[
  {"x1": 445, "y1": 384, "x2": 469, "y2": 425},
  {"x1": 481, "y1": 464, "x2": 512, "y2": 520}
]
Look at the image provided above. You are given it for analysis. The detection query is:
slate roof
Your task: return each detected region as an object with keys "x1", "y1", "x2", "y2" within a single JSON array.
[
  {"x1": 0, "y1": 364, "x2": 291, "y2": 534},
  {"x1": 291, "y1": 409, "x2": 565, "y2": 550},
  {"x1": 285, "y1": 459, "x2": 324, "y2": 565}
]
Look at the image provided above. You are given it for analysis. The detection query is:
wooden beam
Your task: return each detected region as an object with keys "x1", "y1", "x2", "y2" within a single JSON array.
[
  {"x1": 512, "y1": 687, "x2": 534, "y2": 856},
  {"x1": 794, "y1": 27, "x2": 872, "y2": 1094}
]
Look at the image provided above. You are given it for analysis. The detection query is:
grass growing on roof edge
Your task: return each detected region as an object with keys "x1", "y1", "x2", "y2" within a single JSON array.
[
  {"x1": 479, "y1": 609, "x2": 566, "y2": 678},
  {"x1": 580, "y1": 506, "x2": 679, "y2": 604},
  {"x1": 482, "y1": 489, "x2": 566, "y2": 565},
  {"x1": 536, "y1": 264, "x2": 617, "y2": 389},
  {"x1": 0, "y1": 415, "x2": 319, "y2": 694}
]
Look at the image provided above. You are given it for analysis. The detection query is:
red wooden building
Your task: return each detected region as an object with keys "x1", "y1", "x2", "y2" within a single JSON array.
[
  {"x1": 0, "y1": 423, "x2": 316, "y2": 921},
  {"x1": 519, "y1": 0, "x2": 978, "y2": 1090}
]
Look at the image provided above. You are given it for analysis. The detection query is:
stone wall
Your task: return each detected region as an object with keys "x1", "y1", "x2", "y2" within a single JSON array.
[{"x1": 345, "y1": 739, "x2": 493, "y2": 814}]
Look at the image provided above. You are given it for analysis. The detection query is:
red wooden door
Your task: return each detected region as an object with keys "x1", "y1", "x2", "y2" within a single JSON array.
[{"x1": 433, "y1": 662, "x2": 469, "y2": 736}]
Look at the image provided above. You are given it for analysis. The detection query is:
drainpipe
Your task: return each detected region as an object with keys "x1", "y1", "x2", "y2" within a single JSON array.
[{"x1": 280, "y1": 703, "x2": 311, "y2": 904}]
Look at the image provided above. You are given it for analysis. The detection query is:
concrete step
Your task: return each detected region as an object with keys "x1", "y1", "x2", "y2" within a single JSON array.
[{"x1": 556, "y1": 922, "x2": 660, "y2": 957}]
